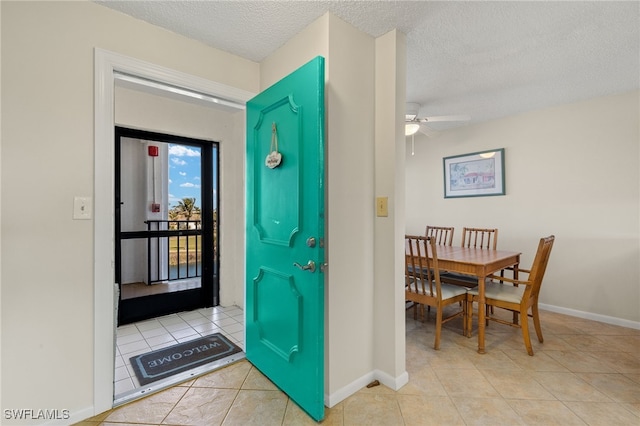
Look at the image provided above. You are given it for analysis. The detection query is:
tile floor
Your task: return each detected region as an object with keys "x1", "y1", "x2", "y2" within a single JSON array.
[
  {"x1": 113, "y1": 305, "x2": 245, "y2": 398},
  {"x1": 78, "y1": 306, "x2": 639, "y2": 425}
]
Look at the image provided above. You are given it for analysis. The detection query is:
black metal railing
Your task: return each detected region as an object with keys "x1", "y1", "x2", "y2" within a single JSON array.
[{"x1": 146, "y1": 219, "x2": 202, "y2": 284}]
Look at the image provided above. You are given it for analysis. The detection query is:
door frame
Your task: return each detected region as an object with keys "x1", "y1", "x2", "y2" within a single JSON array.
[
  {"x1": 94, "y1": 48, "x2": 254, "y2": 414},
  {"x1": 115, "y1": 127, "x2": 218, "y2": 325}
]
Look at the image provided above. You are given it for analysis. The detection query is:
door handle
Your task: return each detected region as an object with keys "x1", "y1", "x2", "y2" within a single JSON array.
[{"x1": 293, "y1": 260, "x2": 316, "y2": 273}]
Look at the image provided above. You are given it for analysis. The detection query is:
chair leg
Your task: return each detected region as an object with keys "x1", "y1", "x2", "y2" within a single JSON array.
[
  {"x1": 434, "y1": 308, "x2": 443, "y2": 350},
  {"x1": 413, "y1": 303, "x2": 418, "y2": 320},
  {"x1": 461, "y1": 302, "x2": 467, "y2": 337},
  {"x1": 521, "y1": 311, "x2": 534, "y2": 356},
  {"x1": 532, "y1": 303, "x2": 544, "y2": 343},
  {"x1": 465, "y1": 297, "x2": 473, "y2": 338}
]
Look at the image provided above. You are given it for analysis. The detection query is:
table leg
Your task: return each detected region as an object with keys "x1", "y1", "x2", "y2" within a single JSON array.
[{"x1": 477, "y1": 275, "x2": 486, "y2": 354}]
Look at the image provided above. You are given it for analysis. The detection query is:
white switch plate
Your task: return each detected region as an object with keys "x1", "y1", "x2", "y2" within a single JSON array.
[{"x1": 73, "y1": 196, "x2": 92, "y2": 220}]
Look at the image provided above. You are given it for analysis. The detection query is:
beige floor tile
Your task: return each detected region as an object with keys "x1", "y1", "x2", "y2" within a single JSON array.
[
  {"x1": 536, "y1": 334, "x2": 583, "y2": 352},
  {"x1": 162, "y1": 387, "x2": 238, "y2": 425},
  {"x1": 621, "y1": 402, "x2": 640, "y2": 417},
  {"x1": 541, "y1": 321, "x2": 585, "y2": 336},
  {"x1": 551, "y1": 334, "x2": 610, "y2": 352},
  {"x1": 545, "y1": 351, "x2": 617, "y2": 373},
  {"x1": 397, "y1": 394, "x2": 465, "y2": 425},
  {"x1": 598, "y1": 351, "x2": 640, "y2": 374},
  {"x1": 572, "y1": 321, "x2": 640, "y2": 336},
  {"x1": 104, "y1": 387, "x2": 188, "y2": 424},
  {"x1": 342, "y1": 393, "x2": 404, "y2": 425},
  {"x1": 192, "y1": 359, "x2": 251, "y2": 389},
  {"x1": 576, "y1": 372, "x2": 640, "y2": 403},
  {"x1": 405, "y1": 343, "x2": 435, "y2": 371},
  {"x1": 505, "y1": 399, "x2": 586, "y2": 425},
  {"x1": 531, "y1": 372, "x2": 612, "y2": 402},
  {"x1": 625, "y1": 372, "x2": 640, "y2": 385},
  {"x1": 429, "y1": 351, "x2": 477, "y2": 370},
  {"x1": 452, "y1": 396, "x2": 525, "y2": 425},
  {"x1": 435, "y1": 368, "x2": 500, "y2": 398},
  {"x1": 595, "y1": 334, "x2": 640, "y2": 352},
  {"x1": 282, "y1": 399, "x2": 343, "y2": 425},
  {"x1": 241, "y1": 366, "x2": 282, "y2": 391},
  {"x1": 503, "y1": 348, "x2": 569, "y2": 372},
  {"x1": 469, "y1": 349, "x2": 523, "y2": 371},
  {"x1": 222, "y1": 389, "x2": 288, "y2": 426},
  {"x1": 102, "y1": 423, "x2": 158, "y2": 426},
  {"x1": 398, "y1": 365, "x2": 448, "y2": 396},
  {"x1": 481, "y1": 369, "x2": 555, "y2": 400},
  {"x1": 564, "y1": 401, "x2": 639, "y2": 426},
  {"x1": 78, "y1": 409, "x2": 113, "y2": 423}
]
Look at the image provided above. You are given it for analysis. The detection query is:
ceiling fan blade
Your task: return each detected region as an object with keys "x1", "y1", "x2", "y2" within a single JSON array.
[
  {"x1": 418, "y1": 123, "x2": 439, "y2": 137},
  {"x1": 420, "y1": 114, "x2": 471, "y2": 123}
]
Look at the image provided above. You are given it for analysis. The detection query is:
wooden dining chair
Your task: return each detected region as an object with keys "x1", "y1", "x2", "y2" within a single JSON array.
[
  {"x1": 466, "y1": 235, "x2": 555, "y2": 356},
  {"x1": 425, "y1": 225, "x2": 455, "y2": 246},
  {"x1": 462, "y1": 227, "x2": 498, "y2": 250},
  {"x1": 405, "y1": 235, "x2": 467, "y2": 349},
  {"x1": 440, "y1": 227, "x2": 499, "y2": 288}
]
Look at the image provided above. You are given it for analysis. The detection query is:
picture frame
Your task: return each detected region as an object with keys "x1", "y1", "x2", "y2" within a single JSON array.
[{"x1": 443, "y1": 148, "x2": 505, "y2": 198}]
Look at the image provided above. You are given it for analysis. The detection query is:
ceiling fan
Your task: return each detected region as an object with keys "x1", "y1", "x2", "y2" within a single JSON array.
[{"x1": 405, "y1": 103, "x2": 470, "y2": 137}]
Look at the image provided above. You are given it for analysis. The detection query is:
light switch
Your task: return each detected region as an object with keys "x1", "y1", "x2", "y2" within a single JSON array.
[
  {"x1": 376, "y1": 197, "x2": 388, "y2": 217},
  {"x1": 73, "y1": 196, "x2": 92, "y2": 220}
]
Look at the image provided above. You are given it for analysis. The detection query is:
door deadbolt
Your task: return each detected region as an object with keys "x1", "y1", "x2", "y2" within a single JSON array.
[
  {"x1": 306, "y1": 237, "x2": 316, "y2": 248},
  {"x1": 293, "y1": 260, "x2": 316, "y2": 273}
]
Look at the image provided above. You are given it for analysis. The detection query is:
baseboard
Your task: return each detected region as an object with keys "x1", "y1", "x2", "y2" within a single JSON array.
[
  {"x1": 374, "y1": 368, "x2": 409, "y2": 391},
  {"x1": 39, "y1": 406, "x2": 94, "y2": 426},
  {"x1": 539, "y1": 303, "x2": 640, "y2": 330},
  {"x1": 324, "y1": 369, "x2": 409, "y2": 408}
]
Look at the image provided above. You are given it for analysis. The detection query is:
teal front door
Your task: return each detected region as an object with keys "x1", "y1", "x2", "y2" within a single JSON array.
[{"x1": 245, "y1": 56, "x2": 325, "y2": 421}]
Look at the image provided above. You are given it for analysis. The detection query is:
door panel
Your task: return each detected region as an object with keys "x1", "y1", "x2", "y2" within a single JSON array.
[{"x1": 246, "y1": 56, "x2": 325, "y2": 421}]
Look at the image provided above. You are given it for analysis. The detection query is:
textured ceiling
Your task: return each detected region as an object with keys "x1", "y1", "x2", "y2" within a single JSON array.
[{"x1": 96, "y1": 1, "x2": 639, "y2": 131}]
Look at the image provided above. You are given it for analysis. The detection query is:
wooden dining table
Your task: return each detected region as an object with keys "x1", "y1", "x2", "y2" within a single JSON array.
[{"x1": 425, "y1": 245, "x2": 521, "y2": 354}]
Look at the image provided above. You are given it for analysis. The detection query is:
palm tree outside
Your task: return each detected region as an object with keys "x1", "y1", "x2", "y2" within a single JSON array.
[{"x1": 175, "y1": 197, "x2": 198, "y2": 220}]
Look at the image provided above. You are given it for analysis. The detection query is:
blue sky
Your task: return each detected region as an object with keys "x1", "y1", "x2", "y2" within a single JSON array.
[{"x1": 168, "y1": 144, "x2": 202, "y2": 209}]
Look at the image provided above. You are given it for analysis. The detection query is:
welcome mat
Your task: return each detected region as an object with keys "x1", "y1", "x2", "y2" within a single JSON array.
[{"x1": 130, "y1": 333, "x2": 242, "y2": 386}]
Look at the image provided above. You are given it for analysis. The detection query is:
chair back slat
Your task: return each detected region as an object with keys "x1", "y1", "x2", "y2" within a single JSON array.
[
  {"x1": 525, "y1": 235, "x2": 555, "y2": 300},
  {"x1": 425, "y1": 226, "x2": 454, "y2": 246},
  {"x1": 462, "y1": 227, "x2": 498, "y2": 250},
  {"x1": 405, "y1": 235, "x2": 444, "y2": 299},
  {"x1": 406, "y1": 235, "x2": 423, "y2": 294}
]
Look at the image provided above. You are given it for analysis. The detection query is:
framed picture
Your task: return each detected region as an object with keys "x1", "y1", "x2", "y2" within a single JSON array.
[{"x1": 443, "y1": 148, "x2": 505, "y2": 198}]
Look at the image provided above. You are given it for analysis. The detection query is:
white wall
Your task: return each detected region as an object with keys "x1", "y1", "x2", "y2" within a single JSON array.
[
  {"x1": 324, "y1": 14, "x2": 378, "y2": 404},
  {"x1": 119, "y1": 136, "x2": 151, "y2": 284},
  {"x1": 373, "y1": 30, "x2": 407, "y2": 387},
  {"x1": 406, "y1": 90, "x2": 640, "y2": 325},
  {"x1": 1, "y1": 1, "x2": 257, "y2": 421}
]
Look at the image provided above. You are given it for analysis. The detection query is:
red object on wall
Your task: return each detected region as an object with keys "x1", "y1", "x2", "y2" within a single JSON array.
[
  {"x1": 151, "y1": 203, "x2": 161, "y2": 212},
  {"x1": 148, "y1": 145, "x2": 159, "y2": 157}
]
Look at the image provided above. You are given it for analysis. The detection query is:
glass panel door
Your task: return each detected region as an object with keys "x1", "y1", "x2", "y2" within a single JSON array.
[{"x1": 115, "y1": 127, "x2": 218, "y2": 325}]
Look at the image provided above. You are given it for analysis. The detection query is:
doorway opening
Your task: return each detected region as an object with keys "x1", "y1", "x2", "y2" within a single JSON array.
[
  {"x1": 94, "y1": 48, "x2": 254, "y2": 415},
  {"x1": 115, "y1": 126, "x2": 219, "y2": 325},
  {"x1": 114, "y1": 126, "x2": 241, "y2": 404}
]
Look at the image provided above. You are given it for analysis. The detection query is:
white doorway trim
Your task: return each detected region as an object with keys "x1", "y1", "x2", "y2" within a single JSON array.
[{"x1": 93, "y1": 48, "x2": 254, "y2": 414}]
